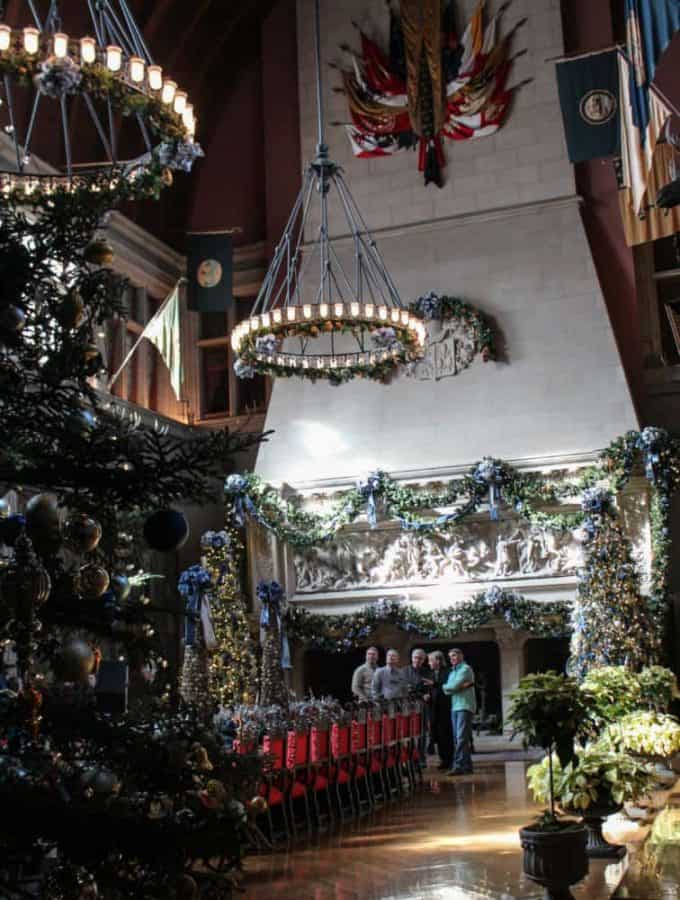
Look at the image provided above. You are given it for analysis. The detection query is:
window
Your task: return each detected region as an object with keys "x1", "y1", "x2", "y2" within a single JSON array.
[{"x1": 196, "y1": 299, "x2": 268, "y2": 420}]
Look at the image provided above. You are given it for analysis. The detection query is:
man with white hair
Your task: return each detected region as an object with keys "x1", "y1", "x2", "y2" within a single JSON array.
[
  {"x1": 371, "y1": 648, "x2": 408, "y2": 700},
  {"x1": 402, "y1": 647, "x2": 433, "y2": 697}
]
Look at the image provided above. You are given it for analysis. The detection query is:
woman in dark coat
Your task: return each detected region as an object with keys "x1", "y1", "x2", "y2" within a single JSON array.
[{"x1": 428, "y1": 650, "x2": 453, "y2": 770}]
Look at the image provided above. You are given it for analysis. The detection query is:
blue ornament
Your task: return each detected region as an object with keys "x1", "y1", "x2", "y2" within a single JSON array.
[{"x1": 143, "y1": 509, "x2": 189, "y2": 553}]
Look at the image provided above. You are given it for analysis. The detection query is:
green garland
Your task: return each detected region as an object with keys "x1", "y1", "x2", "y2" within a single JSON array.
[
  {"x1": 409, "y1": 293, "x2": 496, "y2": 360},
  {"x1": 286, "y1": 588, "x2": 571, "y2": 653},
  {"x1": 226, "y1": 428, "x2": 680, "y2": 652},
  {"x1": 0, "y1": 53, "x2": 193, "y2": 203}
]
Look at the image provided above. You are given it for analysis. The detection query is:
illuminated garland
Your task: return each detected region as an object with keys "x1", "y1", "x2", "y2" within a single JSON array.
[
  {"x1": 286, "y1": 588, "x2": 572, "y2": 654},
  {"x1": 226, "y1": 428, "x2": 680, "y2": 646},
  {"x1": 201, "y1": 527, "x2": 259, "y2": 706}
]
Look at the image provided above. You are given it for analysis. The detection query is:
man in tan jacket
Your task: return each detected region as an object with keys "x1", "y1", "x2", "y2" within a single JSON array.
[{"x1": 351, "y1": 646, "x2": 379, "y2": 700}]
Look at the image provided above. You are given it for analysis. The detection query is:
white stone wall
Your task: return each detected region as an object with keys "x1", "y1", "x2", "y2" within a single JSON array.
[{"x1": 255, "y1": 0, "x2": 638, "y2": 486}]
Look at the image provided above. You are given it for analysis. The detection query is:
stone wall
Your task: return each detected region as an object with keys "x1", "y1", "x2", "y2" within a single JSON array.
[{"x1": 255, "y1": 0, "x2": 637, "y2": 486}]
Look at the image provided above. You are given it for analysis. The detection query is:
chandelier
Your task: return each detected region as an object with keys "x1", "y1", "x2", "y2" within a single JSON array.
[
  {"x1": 231, "y1": 0, "x2": 426, "y2": 387},
  {"x1": 0, "y1": 1, "x2": 199, "y2": 202}
]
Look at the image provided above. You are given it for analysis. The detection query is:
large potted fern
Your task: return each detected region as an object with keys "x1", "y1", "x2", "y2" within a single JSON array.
[{"x1": 508, "y1": 673, "x2": 589, "y2": 900}]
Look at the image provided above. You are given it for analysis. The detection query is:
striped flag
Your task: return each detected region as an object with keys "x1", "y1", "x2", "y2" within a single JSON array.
[
  {"x1": 618, "y1": 49, "x2": 672, "y2": 213},
  {"x1": 624, "y1": 0, "x2": 680, "y2": 142},
  {"x1": 145, "y1": 283, "x2": 183, "y2": 402}
]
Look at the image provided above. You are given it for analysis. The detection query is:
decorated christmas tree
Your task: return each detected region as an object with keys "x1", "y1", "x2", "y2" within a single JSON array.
[
  {"x1": 570, "y1": 488, "x2": 659, "y2": 679},
  {"x1": 0, "y1": 184, "x2": 263, "y2": 896},
  {"x1": 179, "y1": 524, "x2": 259, "y2": 709}
]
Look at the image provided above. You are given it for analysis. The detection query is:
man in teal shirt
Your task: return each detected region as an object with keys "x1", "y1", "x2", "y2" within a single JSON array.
[{"x1": 443, "y1": 648, "x2": 476, "y2": 775}]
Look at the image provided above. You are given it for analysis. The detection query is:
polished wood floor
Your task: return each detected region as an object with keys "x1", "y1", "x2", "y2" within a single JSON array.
[{"x1": 243, "y1": 762, "x2": 646, "y2": 899}]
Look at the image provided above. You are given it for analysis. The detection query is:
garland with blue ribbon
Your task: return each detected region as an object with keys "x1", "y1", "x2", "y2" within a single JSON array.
[
  {"x1": 226, "y1": 428, "x2": 680, "y2": 648},
  {"x1": 177, "y1": 565, "x2": 212, "y2": 646},
  {"x1": 257, "y1": 580, "x2": 291, "y2": 670},
  {"x1": 285, "y1": 587, "x2": 571, "y2": 654}
]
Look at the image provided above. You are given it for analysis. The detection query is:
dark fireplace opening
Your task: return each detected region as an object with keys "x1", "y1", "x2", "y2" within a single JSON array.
[
  {"x1": 525, "y1": 637, "x2": 571, "y2": 675},
  {"x1": 304, "y1": 647, "x2": 365, "y2": 701},
  {"x1": 420, "y1": 640, "x2": 502, "y2": 731}
]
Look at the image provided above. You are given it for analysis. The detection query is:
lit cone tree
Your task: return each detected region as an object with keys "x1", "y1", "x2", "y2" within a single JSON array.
[
  {"x1": 200, "y1": 522, "x2": 259, "y2": 707},
  {"x1": 570, "y1": 488, "x2": 659, "y2": 678}
]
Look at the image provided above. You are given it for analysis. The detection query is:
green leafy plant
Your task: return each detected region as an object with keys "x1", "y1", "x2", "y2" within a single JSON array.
[
  {"x1": 508, "y1": 673, "x2": 587, "y2": 821},
  {"x1": 601, "y1": 711, "x2": 680, "y2": 759},
  {"x1": 528, "y1": 745, "x2": 655, "y2": 812},
  {"x1": 580, "y1": 666, "x2": 642, "y2": 732},
  {"x1": 638, "y1": 667, "x2": 677, "y2": 712}
]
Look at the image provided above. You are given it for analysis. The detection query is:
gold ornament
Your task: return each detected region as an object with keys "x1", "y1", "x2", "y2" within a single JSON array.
[
  {"x1": 84, "y1": 240, "x2": 114, "y2": 266},
  {"x1": 79, "y1": 564, "x2": 110, "y2": 598},
  {"x1": 64, "y1": 513, "x2": 102, "y2": 554}
]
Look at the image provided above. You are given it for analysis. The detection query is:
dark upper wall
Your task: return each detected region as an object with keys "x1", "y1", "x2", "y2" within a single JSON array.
[{"x1": 560, "y1": 1, "x2": 680, "y2": 422}]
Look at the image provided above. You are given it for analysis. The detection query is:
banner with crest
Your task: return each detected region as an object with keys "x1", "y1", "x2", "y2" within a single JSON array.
[{"x1": 336, "y1": 0, "x2": 526, "y2": 186}]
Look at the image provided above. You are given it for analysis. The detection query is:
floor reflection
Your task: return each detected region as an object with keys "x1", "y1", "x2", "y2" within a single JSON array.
[{"x1": 244, "y1": 762, "x2": 645, "y2": 899}]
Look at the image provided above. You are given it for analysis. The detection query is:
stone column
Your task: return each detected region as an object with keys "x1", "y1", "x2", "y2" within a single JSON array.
[{"x1": 494, "y1": 624, "x2": 529, "y2": 733}]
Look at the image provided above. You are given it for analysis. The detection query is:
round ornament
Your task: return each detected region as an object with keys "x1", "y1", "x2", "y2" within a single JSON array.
[
  {"x1": 64, "y1": 514, "x2": 102, "y2": 554},
  {"x1": 84, "y1": 240, "x2": 114, "y2": 267},
  {"x1": 66, "y1": 408, "x2": 98, "y2": 438},
  {"x1": 0, "y1": 304, "x2": 26, "y2": 334},
  {"x1": 143, "y1": 509, "x2": 189, "y2": 552},
  {"x1": 56, "y1": 291, "x2": 86, "y2": 330},
  {"x1": 81, "y1": 766, "x2": 121, "y2": 796},
  {"x1": 80, "y1": 564, "x2": 110, "y2": 598},
  {"x1": 54, "y1": 639, "x2": 95, "y2": 683},
  {"x1": 25, "y1": 493, "x2": 60, "y2": 529},
  {"x1": 25, "y1": 493, "x2": 61, "y2": 554},
  {"x1": 175, "y1": 875, "x2": 199, "y2": 900},
  {"x1": 109, "y1": 573, "x2": 131, "y2": 601}
]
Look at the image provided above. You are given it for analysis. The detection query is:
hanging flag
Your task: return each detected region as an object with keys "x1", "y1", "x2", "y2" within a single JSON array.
[
  {"x1": 624, "y1": 0, "x2": 680, "y2": 142},
  {"x1": 145, "y1": 283, "x2": 183, "y2": 401},
  {"x1": 555, "y1": 48, "x2": 620, "y2": 163},
  {"x1": 618, "y1": 49, "x2": 671, "y2": 213},
  {"x1": 186, "y1": 231, "x2": 233, "y2": 312}
]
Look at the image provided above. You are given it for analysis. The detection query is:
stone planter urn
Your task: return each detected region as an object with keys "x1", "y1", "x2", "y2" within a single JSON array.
[
  {"x1": 520, "y1": 822, "x2": 588, "y2": 900},
  {"x1": 578, "y1": 794, "x2": 626, "y2": 860}
]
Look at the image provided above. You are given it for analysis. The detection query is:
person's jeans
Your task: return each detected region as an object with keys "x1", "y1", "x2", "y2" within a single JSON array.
[{"x1": 451, "y1": 709, "x2": 473, "y2": 773}]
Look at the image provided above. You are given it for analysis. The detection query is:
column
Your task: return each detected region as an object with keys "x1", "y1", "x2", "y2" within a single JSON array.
[{"x1": 494, "y1": 624, "x2": 529, "y2": 733}]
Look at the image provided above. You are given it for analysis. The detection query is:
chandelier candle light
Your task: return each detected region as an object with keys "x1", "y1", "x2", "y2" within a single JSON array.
[
  {"x1": 231, "y1": 0, "x2": 426, "y2": 386},
  {"x1": 0, "y1": 1, "x2": 200, "y2": 201}
]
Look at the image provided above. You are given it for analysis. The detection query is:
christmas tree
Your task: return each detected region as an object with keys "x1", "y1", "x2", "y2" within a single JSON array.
[
  {"x1": 0, "y1": 183, "x2": 263, "y2": 896},
  {"x1": 570, "y1": 488, "x2": 659, "y2": 679}
]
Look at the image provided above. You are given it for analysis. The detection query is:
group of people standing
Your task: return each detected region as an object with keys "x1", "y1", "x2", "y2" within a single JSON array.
[{"x1": 351, "y1": 646, "x2": 476, "y2": 776}]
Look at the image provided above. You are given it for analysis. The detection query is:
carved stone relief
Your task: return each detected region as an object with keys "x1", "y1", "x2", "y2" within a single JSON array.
[
  {"x1": 292, "y1": 521, "x2": 584, "y2": 594},
  {"x1": 405, "y1": 319, "x2": 478, "y2": 382}
]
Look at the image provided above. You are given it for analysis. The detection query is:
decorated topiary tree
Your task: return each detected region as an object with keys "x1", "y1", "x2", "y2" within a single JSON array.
[{"x1": 569, "y1": 488, "x2": 659, "y2": 679}]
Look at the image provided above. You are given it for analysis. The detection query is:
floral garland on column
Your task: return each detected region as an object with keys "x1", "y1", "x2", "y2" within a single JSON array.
[
  {"x1": 225, "y1": 428, "x2": 680, "y2": 648},
  {"x1": 285, "y1": 587, "x2": 571, "y2": 654}
]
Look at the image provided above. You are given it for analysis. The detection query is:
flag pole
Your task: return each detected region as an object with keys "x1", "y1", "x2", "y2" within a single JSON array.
[{"x1": 107, "y1": 277, "x2": 185, "y2": 391}]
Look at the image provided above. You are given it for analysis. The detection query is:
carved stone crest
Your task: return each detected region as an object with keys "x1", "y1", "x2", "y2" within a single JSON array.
[{"x1": 406, "y1": 319, "x2": 479, "y2": 382}]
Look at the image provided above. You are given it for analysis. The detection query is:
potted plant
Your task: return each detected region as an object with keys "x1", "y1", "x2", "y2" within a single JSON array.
[
  {"x1": 527, "y1": 744, "x2": 655, "y2": 859},
  {"x1": 601, "y1": 710, "x2": 680, "y2": 784},
  {"x1": 508, "y1": 673, "x2": 589, "y2": 899}
]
